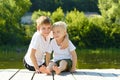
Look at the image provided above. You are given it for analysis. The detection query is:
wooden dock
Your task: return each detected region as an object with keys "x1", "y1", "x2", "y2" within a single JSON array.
[{"x1": 0, "y1": 69, "x2": 120, "y2": 80}]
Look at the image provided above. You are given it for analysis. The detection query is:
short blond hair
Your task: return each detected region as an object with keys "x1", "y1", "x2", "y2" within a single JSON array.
[
  {"x1": 52, "y1": 21, "x2": 67, "y2": 31},
  {"x1": 36, "y1": 16, "x2": 51, "y2": 26}
]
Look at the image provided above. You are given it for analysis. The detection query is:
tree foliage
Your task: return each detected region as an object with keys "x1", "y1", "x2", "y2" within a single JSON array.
[
  {"x1": 0, "y1": 0, "x2": 31, "y2": 45},
  {"x1": 51, "y1": 7, "x2": 64, "y2": 23},
  {"x1": 31, "y1": 10, "x2": 51, "y2": 23},
  {"x1": 0, "y1": 1, "x2": 120, "y2": 48},
  {"x1": 98, "y1": 0, "x2": 120, "y2": 48},
  {"x1": 30, "y1": 0, "x2": 99, "y2": 12},
  {"x1": 98, "y1": 0, "x2": 120, "y2": 25},
  {"x1": 65, "y1": 9, "x2": 89, "y2": 47}
]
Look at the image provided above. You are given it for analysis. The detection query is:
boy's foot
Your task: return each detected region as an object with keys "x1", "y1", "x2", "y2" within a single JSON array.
[
  {"x1": 39, "y1": 65, "x2": 46, "y2": 73},
  {"x1": 53, "y1": 66, "x2": 61, "y2": 75},
  {"x1": 39, "y1": 65, "x2": 51, "y2": 75},
  {"x1": 45, "y1": 68, "x2": 51, "y2": 75}
]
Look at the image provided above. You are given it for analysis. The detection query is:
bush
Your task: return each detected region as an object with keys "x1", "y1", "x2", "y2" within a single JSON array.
[
  {"x1": 31, "y1": 10, "x2": 51, "y2": 23},
  {"x1": 110, "y1": 26, "x2": 120, "y2": 48},
  {"x1": 65, "y1": 9, "x2": 89, "y2": 48},
  {"x1": 51, "y1": 7, "x2": 65, "y2": 23},
  {"x1": 82, "y1": 22, "x2": 106, "y2": 48},
  {"x1": 83, "y1": 17, "x2": 111, "y2": 48}
]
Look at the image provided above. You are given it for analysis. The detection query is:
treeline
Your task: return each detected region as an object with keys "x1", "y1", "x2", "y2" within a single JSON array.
[
  {"x1": 30, "y1": 7, "x2": 120, "y2": 48},
  {"x1": 0, "y1": 0, "x2": 120, "y2": 48},
  {"x1": 30, "y1": 0, "x2": 99, "y2": 12}
]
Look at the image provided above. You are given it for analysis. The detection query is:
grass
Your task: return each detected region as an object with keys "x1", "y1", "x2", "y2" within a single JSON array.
[
  {"x1": 0, "y1": 45, "x2": 27, "y2": 69},
  {"x1": 0, "y1": 45, "x2": 120, "y2": 69},
  {"x1": 76, "y1": 48, "x2": 120, "y2": 69}
]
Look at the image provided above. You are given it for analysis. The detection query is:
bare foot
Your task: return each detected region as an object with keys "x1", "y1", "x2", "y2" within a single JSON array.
[
  {"x1": 39, "y1": 65, "x2": 51, "y2": 75},
  {"x1": 53, "y1": 66, "x2": 61, "y2": 75},
  {"x1": 46, "y1": 68, "x2": 51, "y2": 75},
  {"x1": 39, "y1": 65, "x2": 46, "y2": 73}
]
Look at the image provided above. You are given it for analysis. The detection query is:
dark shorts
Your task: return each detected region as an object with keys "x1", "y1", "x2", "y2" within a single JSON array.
[
  {"x1": 55, "y1": 59, "x2": 72, "y2": 71},
  {"x1": 23, "y1": 58, "x2": 46, "y2": 71}
]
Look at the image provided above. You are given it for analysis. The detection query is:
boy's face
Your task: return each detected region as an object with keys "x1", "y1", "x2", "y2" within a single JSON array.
[
  {"x1": 39, "y1": 24, "x2": 51, "y2": 37},
  {"x1": 52, "y1": 26, "x2": 66, "y2": 40}
]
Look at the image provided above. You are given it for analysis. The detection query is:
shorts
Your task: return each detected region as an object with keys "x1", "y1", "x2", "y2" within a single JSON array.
[
  {"x1": 23, "y1": 58, "x2": 46, "y2": 71},
  {"x1": 55, "y1": 59, "x2": 72, "y2": 71}
]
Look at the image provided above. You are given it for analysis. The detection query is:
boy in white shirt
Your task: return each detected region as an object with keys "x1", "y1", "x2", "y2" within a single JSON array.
[
  {"x1": 23, "y1": 16, "x2": 68, "y2": 73},
  {"x1": 42, "y1": 21, "x2": 77, "y2": 75}
]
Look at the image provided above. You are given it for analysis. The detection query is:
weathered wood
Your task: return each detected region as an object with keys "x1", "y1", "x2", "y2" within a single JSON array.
[
  {"x1": 54, "y1": 72, "x2": 75, "y2": 80},
  {"x1": 94, "y1": 69, "x2": 120, "y2": 80},
  {"x1": 10, "y1": 69, "x2": 34, "y2": 80},
  {"x1": 0, "y1": 69, "x2": 19, "y2": 80},
  {"x1": 72, "y1": 69, "x2": 120, "y2": 80},
  {"x1": 33, "y1": 71, "x2": 75, "y2": 80},
  {"x1": 109, "y1": 69, "x2": 120, "y2": 77},
  {"x1": 72, "y1": 69, "x2": 103, "y2": 80},
  {"x1": 33, "y1": 73, "x2": 53, "y2": 80},
  {"x1": 0, "y1": 69, "x2": 120, "y2": 80}
]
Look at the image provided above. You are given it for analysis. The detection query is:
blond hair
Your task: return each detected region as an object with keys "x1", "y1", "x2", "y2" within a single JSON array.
[
  {"x1": 36, "y1": 16, "x2": 51, "y2": 27},
  {"x1": 52, "y1": 21, "x2": 67, "y2": 31}
]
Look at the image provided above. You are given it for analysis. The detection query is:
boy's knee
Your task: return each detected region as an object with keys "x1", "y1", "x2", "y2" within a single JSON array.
[
  {"x1": 49, "y1": 61, "x2": 55, "y2": 65},
  {"x1": 48, "y1": 62, "x2": 56, "y2": 67},
  {"x1": 60, "y1": 60, "x2": 67, "y2": 65}
]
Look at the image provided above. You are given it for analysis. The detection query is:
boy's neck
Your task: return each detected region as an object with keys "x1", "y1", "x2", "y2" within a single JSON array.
[
  {"x1": 40, "y1": 33, "x2": 47, "y2": 41},
  {"x1": 43, "y1": 35, "x2": 47, "y2": 41}
]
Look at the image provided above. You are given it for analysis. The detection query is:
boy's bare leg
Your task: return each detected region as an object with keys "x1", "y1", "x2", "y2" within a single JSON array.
[
  {"x1": 39, "y1": 65, "x2": 51, "y2": 74},
  {"x1": 45, "y1": 62, "x2": 56, "y2": 75},
  {"x1": 39, "y1": 62, "x2": 56, "y2": 75},
  {"x1": 53, "y1": 60, "x2": 67, "y2": 75}
]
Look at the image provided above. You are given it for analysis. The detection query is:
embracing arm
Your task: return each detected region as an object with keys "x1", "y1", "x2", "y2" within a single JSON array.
[
  {"x1": 70, "y1": 50, "x2": 77, "y2": 72},
  {"x1": 60, "y1": 34, "x2": 69, "y2": 49}
]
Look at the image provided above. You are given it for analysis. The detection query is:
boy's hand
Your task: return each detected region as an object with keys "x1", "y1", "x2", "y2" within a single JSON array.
[
  {"x1": 35, "y1": 69, "x2": 41, "y2": 73},
  {"x1": 70, "y1": 68, "x2": 76, "y2": 72},
  {"x1": 60, "y1": 42, "x2": 68, "y2": 49},
  {"x1": 60, "y1": 35, "x2": 69, "y2": 49}
]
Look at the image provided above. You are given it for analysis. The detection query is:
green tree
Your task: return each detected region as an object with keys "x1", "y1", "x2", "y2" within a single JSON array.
[
  {"x1": 30, "y1": 0, "x2": 55, "y2": 12},
  {"x1": 0, "y1": 0, "x2": 31, "y2": 45},
  {"x1": 30, "y1": 0, "x2": 99, "y2": 12},
  {"x1": 31, "y1": 10, "x2": 51, "y2": 23},
  {"x1": 98, "y1": 0, "x2": 120, "y2": 48},
  {"x1": 51, "y1": 7, "x2": 64, "y2": 23},
  {"x1": 65, "y1": 9, "x2": 89, "y2": 48},
  {"x1": 98, "y1": 0, "x2": 120, "y2": 26}
]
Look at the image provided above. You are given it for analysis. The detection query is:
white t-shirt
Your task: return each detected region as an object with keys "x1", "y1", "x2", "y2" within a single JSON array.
[
  {"x1": 46, "y1": 39, "x2": 76, "y2": 62},
  {"x1": 24, "y1": 31, "x2": 51, "y2": 66}
]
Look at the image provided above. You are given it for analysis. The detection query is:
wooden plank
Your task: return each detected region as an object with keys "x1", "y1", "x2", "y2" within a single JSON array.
[
  {"x1": 0, "y1": 69, "x2": 19, "y2": 80},
  {"x1": 109, "y1": 69, "x2": 120, "y2": 77},
  {"x1": 91, "y1": 69, "x2": 120, "y2": 80},
  {"x1": 33, "y1": 71, "x2": 75, "y2": 80},
  {"x1": 54, "y1": 72, "x2": 75, "y2": 80},
  {"x1": 72, "y1": 69, "x2": 103, "y2": 80},
  {"x1": 33, "y1": 73, "x2": 53, "y2": 80},
  {"x1": 0, "y1": 69, "x2": 4, "y2": 72},
  {"x1": 10, "y1": 69, "x2": 35, "y2": 80},
  {"x1": 0, "y1": 69, "x2": 120, "y2": 80}
]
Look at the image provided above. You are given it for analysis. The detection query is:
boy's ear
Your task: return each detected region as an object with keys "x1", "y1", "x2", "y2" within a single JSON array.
[{"x1": 37, "y1": 25, "x2": 40, "y2": 30}]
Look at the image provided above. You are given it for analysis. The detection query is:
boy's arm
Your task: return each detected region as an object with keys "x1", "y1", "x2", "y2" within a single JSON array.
[
  {"x1": 45, "y1": 52, "x2": 51, "y2": 66},
  {"x1": 60, "y1": 34, "x2": 69, "y2": 49},
  {"x1": 70, "y1": 50, "x2": 77, "y2": 72},
  {"x1": 30, "y1": 48, "x2": 40, "y2": 73}
]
